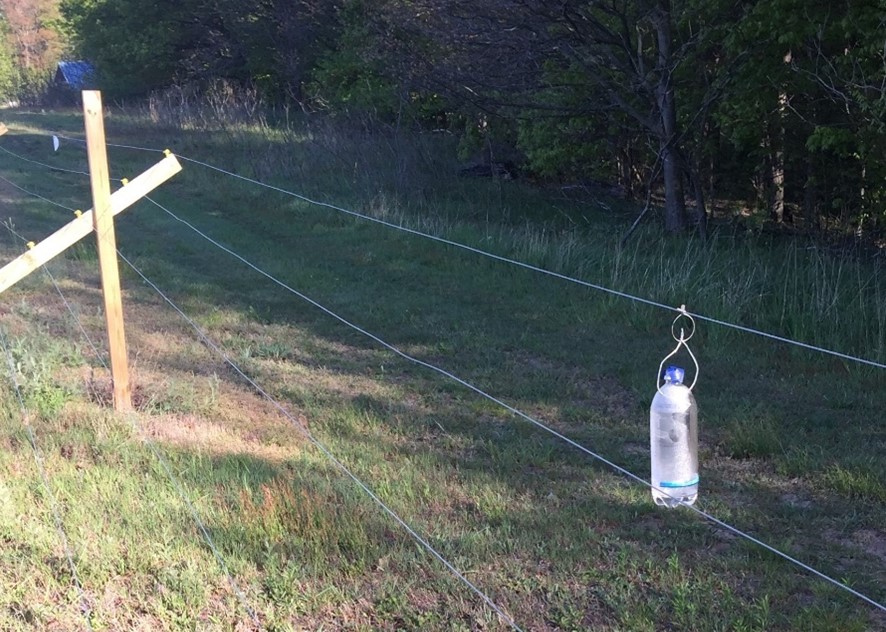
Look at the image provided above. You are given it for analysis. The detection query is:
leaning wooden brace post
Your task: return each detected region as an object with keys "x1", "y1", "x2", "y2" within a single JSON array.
[
  {"x1": 83, "y1": 90, "x2": 131, "y2": 411},
  {"x1": 0, "y1": 154, "x2": 182, "y2": 293}
]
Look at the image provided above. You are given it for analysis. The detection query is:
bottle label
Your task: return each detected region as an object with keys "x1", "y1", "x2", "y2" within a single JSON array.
[{"x1": 659, "y1": 476, "x2": 699, "y2": 488}]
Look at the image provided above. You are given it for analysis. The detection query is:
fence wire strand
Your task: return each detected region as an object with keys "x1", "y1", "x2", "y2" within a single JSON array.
[{"x1": 0, "y1": 144, "x2": 91, "y2": 177}]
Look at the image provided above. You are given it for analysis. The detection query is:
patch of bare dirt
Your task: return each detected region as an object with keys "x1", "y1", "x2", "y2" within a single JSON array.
[
  {"x1": 780, "y1": 492, "x2": 813, "y2": 509},
  {"x1": 851, "y1": 529, "x2": 886, "y2": 563},
  {"x1": 512, "y1": 351, "x2": 639, "y2": 421},
  {"x1": 573, "y1": 375, "x2": 639, "y2": 421},
  {"x1": 138, "y1": 413, "x2": 302, "y2": 462}
]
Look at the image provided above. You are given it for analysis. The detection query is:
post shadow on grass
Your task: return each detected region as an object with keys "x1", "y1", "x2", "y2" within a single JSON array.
[{"x1": 161, "y1": 447, "x2": 680, "y2": 627}]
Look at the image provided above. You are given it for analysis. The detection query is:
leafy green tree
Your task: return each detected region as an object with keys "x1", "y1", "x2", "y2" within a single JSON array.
[
  {"x1": 714, "y1": 0, "x2": 886, "y2": 232},
  {"x1": 61, "y1": 0, "x2": 184, "y2": 97},
  {"x1": 348, "y1": 0, "x2": 759, "y2": 234},
  {"x1": 0, "y1": 0, "x2": 68, "y2": 102},
  {"x1": 797, "y1": 0, "x2": 886, "y2": 233},
  {"x1": 0, "y1": 18, "x2": 19, "y2": 100},
  {"x1": 307, "y1": 0, "x2": 400, "y2": 116},
  {"x1": 62, "y1": 0, "x2": 340, "y2": 101}
]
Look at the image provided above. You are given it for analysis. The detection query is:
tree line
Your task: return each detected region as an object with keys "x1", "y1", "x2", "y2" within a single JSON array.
[
  {"x1": 2, "y1": 0, "x2": 884, "y2": 236},
  {"x1": 0, "y1": 0, "x2": 67, "y2": 101}
]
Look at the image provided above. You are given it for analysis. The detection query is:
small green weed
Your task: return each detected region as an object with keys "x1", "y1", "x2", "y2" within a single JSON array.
[
  {"x1": 822, "y1": 462, "x2": 886, "y2": 504},
  {"x1": 141, "y1": 374, "x2": 220, "y2": 416},
  {"x1": 66, "y1": 241, "x2": 98, "y2": 262},
  {"x1": 6, "y1": 336, "x2": 77, "y2": 418}
]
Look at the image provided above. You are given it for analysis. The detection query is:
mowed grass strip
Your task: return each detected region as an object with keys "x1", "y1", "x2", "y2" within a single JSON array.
[{"x1": 0, "y1": 109, "x2": 882, "y2": 631}]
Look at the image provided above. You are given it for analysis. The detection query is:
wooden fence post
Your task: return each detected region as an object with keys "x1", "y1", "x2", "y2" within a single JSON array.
[{"x1": 83, "y1": 90, "x2": 132, "y2": 411}]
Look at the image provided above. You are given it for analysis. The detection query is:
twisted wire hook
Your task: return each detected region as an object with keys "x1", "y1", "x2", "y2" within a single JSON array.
[{"x1": 657, "y1": 305, "x2": 700, "y2": 392}]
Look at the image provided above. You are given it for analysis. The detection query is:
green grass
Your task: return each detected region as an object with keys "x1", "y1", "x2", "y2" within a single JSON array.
[{"x1": 0, "y1": 107, "x2": 882, "y2": 630}]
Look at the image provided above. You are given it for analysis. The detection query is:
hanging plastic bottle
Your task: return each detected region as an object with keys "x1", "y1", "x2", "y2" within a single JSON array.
[{"x1": 650, "y1": 308, "x2": 699, "y2": 508}]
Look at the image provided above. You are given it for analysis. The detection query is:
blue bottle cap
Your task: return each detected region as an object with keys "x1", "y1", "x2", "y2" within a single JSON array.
[{"x1": 664, "y1": 365, "x2": 685, "y2": 385}]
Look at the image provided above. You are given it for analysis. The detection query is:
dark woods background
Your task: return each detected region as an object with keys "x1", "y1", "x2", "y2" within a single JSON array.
[{"x1": 2, "y1": 0, "x2": 885, "y2": 239}]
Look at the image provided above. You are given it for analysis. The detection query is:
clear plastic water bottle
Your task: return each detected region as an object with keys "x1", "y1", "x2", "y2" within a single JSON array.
[{"x1": 650, "y1": 365, "x2": 698, "y2": 507}]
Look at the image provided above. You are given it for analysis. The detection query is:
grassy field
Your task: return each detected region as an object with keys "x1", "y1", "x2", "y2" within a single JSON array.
[{"x1": 0, "y1": 106, "x2": 883, "y2": 631}]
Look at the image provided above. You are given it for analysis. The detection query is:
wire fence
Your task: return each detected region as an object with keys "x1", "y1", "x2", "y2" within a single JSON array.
[
  {"x1": 0, "y1": 146, "x2": 522, "y2": 628},
  {"x1": 0, "y1": 172, "x2": 523, "y2": 629},
  {"x1": 46, "y1": 132, "x2": 886, "y2": 371},
  {"x1": 1, "y1": 222, "x2": 261, "y2": 627},
  {"x1": 0, "y1": 126, "x2": 883, "y2": 624},
  {"x1": 141, "y1": 194, "x2": 886, "y2": 614}
]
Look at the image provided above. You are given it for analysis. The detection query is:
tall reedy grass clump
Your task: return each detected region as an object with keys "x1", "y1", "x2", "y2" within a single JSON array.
[
  {"x1": 468, "y1": 220, "x2": 885, "y2": 364},
  {"x1": 518, "y1": 224, "x2": 884, "y2": 360}
]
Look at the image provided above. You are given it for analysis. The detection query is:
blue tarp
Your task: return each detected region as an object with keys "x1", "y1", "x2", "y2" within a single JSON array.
[{"x1": 55, "y1": 61, "x2": 95, "y2": 89}]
